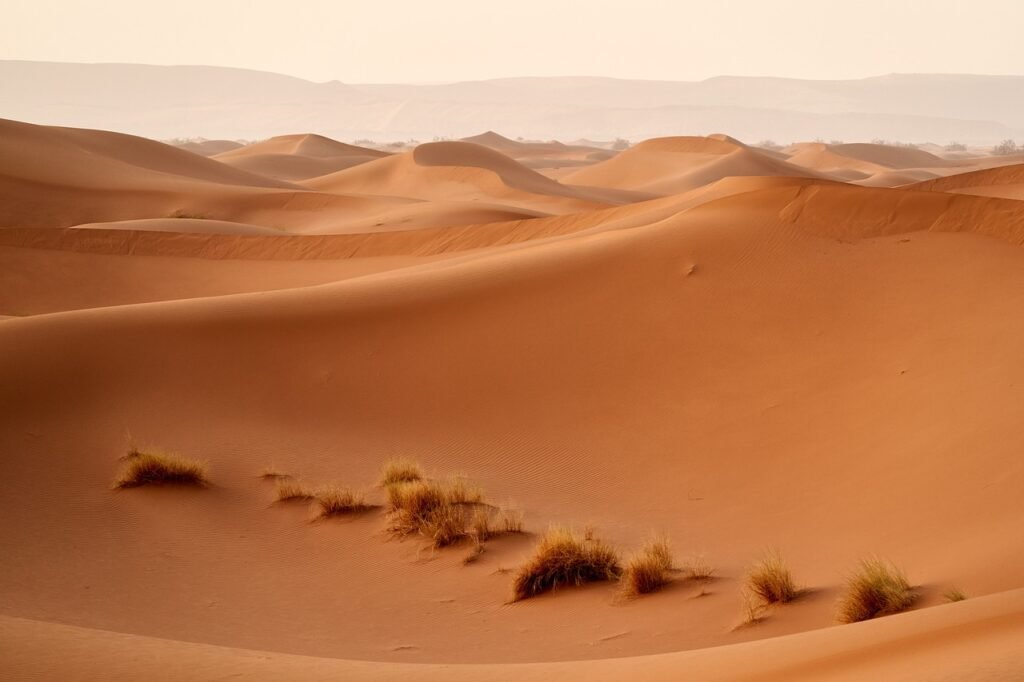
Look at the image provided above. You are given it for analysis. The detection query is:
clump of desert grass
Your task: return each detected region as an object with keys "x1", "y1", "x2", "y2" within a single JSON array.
[
  {"x1": 379, "y1": 457, "x2": 424, "y2": 487},
  {"x1": 512, "y1": 526, "x2": 621, "y2": 601},
  {"x1": 682, "y1": 554, "x2": 715, "y2": 581},
  {"x1": 385, "y1": 477, "x2": 484, "y2": 547},
  {"x1": 275, "y1": 479, "x2": 315, "y2": 502},
  {"x1": 746, "y1": 549, "x2": 798, "y2": 606},
  {"x1": 622, "y1": 536, "x2": 674, "y2": 596},
  {"x1": 114, "y1": 450, "x2": 207, "y2": 488},
  {"x1": 944, "y1": 587, "x2": 967, "y2": 603},
  {"x1": 313, "y1": 485, "x2": 371, "y2": 519},
  {"x1": 837, "y1": 558, "x2": 916, "y2": 623}
]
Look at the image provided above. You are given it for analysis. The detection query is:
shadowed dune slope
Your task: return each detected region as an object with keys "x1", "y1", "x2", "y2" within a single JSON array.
[{"x1": 563, "y1": 136, "x2": 824, "y2": 194}]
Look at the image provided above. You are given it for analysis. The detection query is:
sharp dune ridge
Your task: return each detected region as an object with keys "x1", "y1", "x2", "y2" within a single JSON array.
[{"x1": 2, "y1": 116, "x2": 1024, "y2": 681}]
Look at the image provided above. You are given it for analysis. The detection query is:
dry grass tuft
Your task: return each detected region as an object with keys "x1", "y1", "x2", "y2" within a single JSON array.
[
  {"x1": 275, "y1": 479, "x2": 314, "y2": 502},
  {"x1": 838, "y1": 558, "x2": 916, "y2": 623},
  {"x1": 385, "y1": 478, "x2": 482, "y2": 547},
  {"x1": 512, "y1": 526, "x2": 621, "y2": 601},
  {"x1": 622, "y1": 536, "x2": 674, "y2": 596},
  {"x1": 683, "y1": 554, "x2": 715, "y2": 581},
  {"x1": 379, "y1": 458, "x2": 424, "y2": 487},
  {"x1": 260, "y1": 466, "x2": 291, "y2": 480},
  {"x1": 944, "y1": 587, "x2": 967, "y2": 603},
  {"x1": 740, "y1": 588, "x2": 768, "y2": 626},
  {"x1": 746, "y1": 550, "x2": 798, "y2": 605},
  {"x1": 114, "y1": 451, "x2": 207, "y2": 488},
  {"x1": 495, "y1": 507, "x2": 524, "y2": 534},
  {"x1": 313, "y1": 486, "x2": 370, "y2": 519}
]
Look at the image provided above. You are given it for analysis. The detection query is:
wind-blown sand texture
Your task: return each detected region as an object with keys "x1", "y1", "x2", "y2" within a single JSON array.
[{"x1": 2, "y1": 117, "x2": 1023, "y2": 680}]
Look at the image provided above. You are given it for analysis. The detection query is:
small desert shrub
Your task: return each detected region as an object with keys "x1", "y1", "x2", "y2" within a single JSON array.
[
  {"x1": 622, "y1": 537, "x2": 674, "y2": 596},
  {"x1": 944, "y1": 588, "x2": 967, "y2": 602},
  {"x1": 740, "y1": 588, "x2": 767, "y2": 626},
  {"x1": 114, "y1": 451, "x2": 207, "y2": 488},
  {"x1": 512, "y1": 526, "x2": 621, "y2": 601},
  {"x1": 495, "y1": 507, "x2": 523, "y2": 534},
  {"x1": 167, "y1": 209, "x2": 208, "y2": 219},
  {"x1": 683, "y1": 554, "x2": 715, "y2": 581},
  {"x1": 471, "y1": 507, "x2": 493, "y2": 541},
  {"x1": 314, "y1": 486, "x2": 369, "y2": 518},
  {"x1": 275, "y1": 479, "x2": 314, "y2": 502},
  {"x1": 746, "y1": 550, "x2": 798, "y2": 605},
  {"x1": 838, "y1": 558, "x2": 916, "y2": 623},
  {"x1": 386, "y1": 478, "x2": 481, "y2": 547},
  {"x1": 379, "y1": 457, "x2": 424, "y2": 487}
]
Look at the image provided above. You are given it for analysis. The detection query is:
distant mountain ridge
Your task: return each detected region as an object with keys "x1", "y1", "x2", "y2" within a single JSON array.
[{"x1": 1, "y1": 61, "x2": 1022, "y2": 144}]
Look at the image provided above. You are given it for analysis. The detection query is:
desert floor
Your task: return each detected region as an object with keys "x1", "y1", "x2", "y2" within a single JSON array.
[{"x1": 2, "y1": 120, "x2": 1024, "y2": 680}]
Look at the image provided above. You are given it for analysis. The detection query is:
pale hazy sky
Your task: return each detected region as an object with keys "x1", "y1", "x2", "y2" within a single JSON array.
[{"x1": 3, "y1": 0, "x2": 1022, "y2": 83}]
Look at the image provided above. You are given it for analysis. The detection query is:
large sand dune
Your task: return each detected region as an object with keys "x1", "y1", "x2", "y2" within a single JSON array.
[{"x1": 1, "y1": 120, "x2": 1023, "y2": 680}]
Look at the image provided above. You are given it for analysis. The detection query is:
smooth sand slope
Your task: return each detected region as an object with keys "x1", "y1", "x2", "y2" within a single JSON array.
[{"x1": 2, "y1": 123, "x2": 1024, "y2": 680}]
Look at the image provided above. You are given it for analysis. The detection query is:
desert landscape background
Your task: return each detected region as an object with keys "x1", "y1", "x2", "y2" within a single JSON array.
[{"x1": 3, "y1": 2, "x2": 1024, "y2": 679}]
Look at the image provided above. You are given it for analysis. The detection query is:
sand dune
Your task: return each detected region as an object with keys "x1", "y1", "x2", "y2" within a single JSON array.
[
  {"x1": 304, "y1": 140, "x2": 630, "y2": 212},
  {"x1": 214, "y1": 134, "x2": 390, "y2": 181},
  {"x1": 173, "y1": 139, "x2": 245, "y2": 156},
  {"x1": 562, "y1": 136, "x2": 824, "y2": 194},
  {"x1": 2, "y1": 121, "x2": 1024, "y2": 680},
  {"x1": 909, "y1": 162, "x2": 1024, "y2": 201}
]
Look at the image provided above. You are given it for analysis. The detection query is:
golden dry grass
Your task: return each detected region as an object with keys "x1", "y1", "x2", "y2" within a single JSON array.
[
  {"x1": 746, "y1": 550, "x2": 798, "y2": 605},
  {"x1": 379, "y1": 457, "x2": 424, "y2": 487},
  {"x1": 944, "y1": 587, "x2": 967, "y2": 602},
  {"x1": 838, "y1": 558, "x2": 916, "y2": 623},
  {"x1": 113, "y1": 450, "x2": 207, "y2": 488},
  {"x1": 512, "y1": 526, "x2": 621, "y2": 601},
  {"x1": 622, "y1": 536, "x2": 674, "y2": 596},
  {"x1": 275, "y1": 479, "x2": 314, "y2": 502},
  {"x1": 385, "y1": 478, "x2": 481, "y2": 547},
  {"x1": 313, "y1": 485, "x2": 370, "y2": 519},
  {"x1": 682, "y1": 554, "x2": 715, "y2": 581}
]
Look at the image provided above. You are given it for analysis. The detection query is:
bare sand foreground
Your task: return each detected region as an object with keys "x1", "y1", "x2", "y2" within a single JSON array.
[{"x1": 2, "y1": 119, "x2": 1024, "y2": 680}]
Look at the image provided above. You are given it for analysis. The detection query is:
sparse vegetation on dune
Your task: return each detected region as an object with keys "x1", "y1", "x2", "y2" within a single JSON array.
[
  {"x1": 512, "y1": 526, "x2": 621, "y2": 601},
  {"x1": 385, "y1": 477, "x2": 484, "y2": 547},
  {"x1": 838, "y1": 558, "x2": 916, "y2": 623},
  {"x1": 313, "y1": 485, "x2": 370, "y2": 518},
  {"x1": 275, "y1": 479, "x2": 314, "y2": 502},
  {"x1": 622, "y1": 536, "x2": 674, "y2": 596},
  {"x1": 746, "y1": 550, "x2": 798, "y2": 605},
  {"x1": 379, "y1": 457, "x2": 424, "y2": 487},
  {"x1": 114, "y1": 450, "x2": 207, "y2": 488},
  {"x1": 944, "y1": 588, "x2": 967, "y2": 603},
  {"x1": 682, "y1": 554, "x2": 715, "y2": 581}
]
